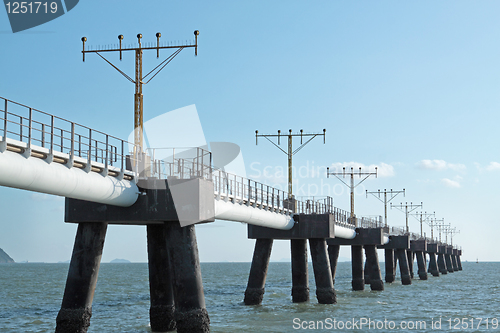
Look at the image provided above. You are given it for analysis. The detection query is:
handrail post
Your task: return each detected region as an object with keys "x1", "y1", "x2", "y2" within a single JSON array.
[
  {"x1": 277, "y1": 190, "x2": 280, "y2": 211},
  {"x1": 260, "y1": 183, "x2": 264, "y2": 209},
  {"x1": 266, "y1": 185, "x2": 269, "y2": 210},
  {"x1": 104, "y1": 134, "x2": 109, "y2": 173},
  {"x1": 236, "y1": 175, "x2": 239, "y2": 198},
  {"x1": 88, "y1": 129, "x2": 92, "y2": 161},
  {"x1": 28, "y1": 108, "x2": 32, "y2": 147},
  {"x1": 152, "y1": 148, "x2": 156, "y2": 176},
  {"x1": 272, "y1": 187, "x2": 275, "y2": 211},
  {"x1": 121, "y1": 140, "x2": 124, "y2": 171},
  {"x1": 243, "y1": 177, "x2": 247, "y2": 200},
  {"x1": 236, "y1": 175, "x2": 240, "y2": 199},
  {"x1": 50, "y1": 116, "x2": 54, "y2": 155},
  {"x1": 240, "y1": 176, "x2": 243, "y2": 200},
  {"x1": 69, "y1": 122, "x2": 75, "y2": 166},
  {"x1": 242, "y1": 177, "x2": 245, "y2": 201},
  {"x1": 41, "y1": 124, "x2": 45, "y2": 148},
  {"x1": 233, "y1": 174, "x2": 236, "y2": 197},
  {"x1": 0, "y1": 99, "x2": 6, "y2": 152},
  {"x1": 195, "y1": 147, "x2": 199, "y2": 177},
  {"x1": 3, "y1": 99, "x2": 7, "y2": 142},
  {"x1": 218, "y1": 169, "x2": 222, "y2": 199},
  {"x1": 247, "y1": 179, "x2": 251, "y2": 206},
  {"x1": 78, "y1": 134, "x2": 81, "y2": 157},
  {"x1": 209, "y1": 152, "x2": 213, "y2": 179},
  {"x1": 19, "y1": 116, "x2": 23, "y2": 141},
  {"x1": 200, "y1": 147, "x2": 204, "y2": 177},
  {"x1": 254, "y1": 181, "x2": 257, "y2": 204}
]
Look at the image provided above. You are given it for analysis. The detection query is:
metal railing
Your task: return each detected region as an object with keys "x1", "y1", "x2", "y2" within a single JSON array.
[
  {"x1": 0, "y1": 97, "x2": 134, "y2": 173},
  {"x1": 408, "y1": 232, "x2": 423, "y2": 241},
  {"x1": 146, "y1": 147, "x2": 212, "y2": 180},
  {"x1": 0, "y1": 97, "x2": 210, "y2": 181},
  {"x1": 0, "y1": 97, "x2": 354, "y2": 221},
  {"x1": 358, "y1": 216, "x2": 383, "y2": 228},
  {"x1": 210, "y1": 172, "x2": 355, "y2": 222},
  {"x1": 387, "y1": 226, "x2": 407, "y2": 235},
  {"x1": 0, "y1": 97, "x2": 217, "y2": 184},
  {"x1": 295, "y1": 196, "x2": 352, "y2": 227},
  {"x1": 385, "y1": 226, "x2": 438, "y2": 243},
  {"x1": 3, "y1": 97, "x2": 454, "y2": 239},
  {"x1": 212, "y1": 169, "x2": 291, "y2": 213},
  {"x1": 295, "y1": 196, "x2": 331, "y2": 214}
]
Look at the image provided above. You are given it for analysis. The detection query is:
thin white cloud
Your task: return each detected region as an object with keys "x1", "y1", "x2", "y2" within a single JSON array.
[
  {"x1": 328, "y1": 162, "x2": 394, "y2": 178},
  {"x1": 417, "y1": 159, "x2": 466, "y2": 172},
  {"x1": 441, "y1": 178, "x2": 461, "y2": 188},
  {"x1": 486, "y1": 162, "x2": 500, "y2": 171}
]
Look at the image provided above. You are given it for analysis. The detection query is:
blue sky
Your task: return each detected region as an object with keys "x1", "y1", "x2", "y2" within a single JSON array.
[{"x1": 1, "y1": 1, "x2": 499, "y2": 262}]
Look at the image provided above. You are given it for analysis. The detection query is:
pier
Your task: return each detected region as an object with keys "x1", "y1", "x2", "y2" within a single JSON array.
[
  {"x1": 245, "y1": 215, "x2": 463, "y2": 306},
  {"x1": 0, "y1": 96, "x2": 464, "y2": 332}
]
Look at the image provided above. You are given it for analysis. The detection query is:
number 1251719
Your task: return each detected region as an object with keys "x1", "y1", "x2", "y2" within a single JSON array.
[{"x1": 5, "y1": 2, "x2": 58, "y2": 14}]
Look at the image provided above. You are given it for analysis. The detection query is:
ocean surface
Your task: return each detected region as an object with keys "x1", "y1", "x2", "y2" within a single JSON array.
[{"x1": 0, "y1": 262, "x2": 497, "y2": 332}]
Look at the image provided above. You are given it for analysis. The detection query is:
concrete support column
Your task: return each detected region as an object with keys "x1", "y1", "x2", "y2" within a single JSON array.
[
  {"x1": 244, "y1": 239, "x2": 273, "y2": 305},
  {"x1": 457, "y1": 256, "x2": 463, "y2": 270},
  {"x1": 165, "y1": 223, "x2": 210, "y2": 333},
  {"x1": 290, "y1": 239, "x2": 309, "y2": 303},
  {"x1": 384, "y1": 249, "x2": 395, "y2": 283},
  {"x1": 445, "y1": 254, "x2": 454, "y2": 273},
  {"x1": 327, "y1": 244, "x2": 340, "y2": 285},
  {"x1": 451, "y1": 254, "x2": 458, "y2": 272},
  {"x1": 309, "y1": 239, "x2": 336, "y2": 304},
  {"x1": 364, "y1": 245, "x2": 384, "y2": 291},
  {"x1": 406, "y1": 250, "x2": 414, "y2": 279},
  {"x1": 147, "y1": 224, "x2": 176, "y2": 332},
  {"x1": 364, "y1": 258, "x2": 371, "y2": 285},
  {"x1": 394, "y1": 253, "x2": 398, "y2": 277},
  {"x1": 55, "y1": 222, "x2": 107, "y2": 333},
  {"x1": 428, "y1": 253, "x2": 439, "y2": 277},
  {"x1": 437, "y1": 253, "x2": 448, "y2": 275},
  {"x1": 351, "y1": 245, "x2": 364, "y2": 291},
  {"x1": 415, "y1": 251, "x2": 428, "y2": 280},
  {"x1": 395, "y1": 249, "x2": 411, "y2": 285},
  {"x1": 452, "y1": 255, "x2": 459, "y2": 272}
]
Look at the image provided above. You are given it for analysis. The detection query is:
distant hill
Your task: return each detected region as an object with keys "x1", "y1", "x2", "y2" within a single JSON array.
[
  {"x1": 0, "y1": 248, "x2": 14, "y2": 263},
  {"x1": 110, "y1": 259, "x2": 131, "y2": 263}
]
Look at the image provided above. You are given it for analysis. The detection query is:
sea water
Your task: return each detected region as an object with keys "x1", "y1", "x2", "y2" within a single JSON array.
[{"x1": 0, "y1": 262, "x2": 497, "y2": 332}]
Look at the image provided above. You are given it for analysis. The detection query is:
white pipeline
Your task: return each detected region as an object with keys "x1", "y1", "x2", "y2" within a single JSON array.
[
  {"x1": 0, "y1": 149, "x2": 138, "y2": 206},
  {"x1": 214, "y1": 199, "x2": 358, "y2": 239},
  {"x1": 214, "y1": 199, "x2": 295, "y2": 230},
  {"x1": 383, "y1": 235, "x2": 389, "y2": 244},
  {"x1": 335, "y1": 225, "x2": 357, "y2": 239}
]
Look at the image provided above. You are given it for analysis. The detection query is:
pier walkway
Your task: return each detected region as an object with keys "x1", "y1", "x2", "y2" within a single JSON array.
[{"x1": 0, "y1": 97, "x2": 463, "y2": 333}]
